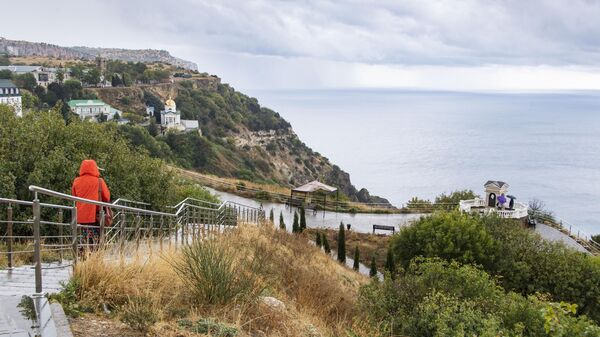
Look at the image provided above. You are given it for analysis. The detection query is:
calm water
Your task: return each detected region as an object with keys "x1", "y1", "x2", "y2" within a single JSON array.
[{"x1": 248, "y1": 89, "x2": 600, "y2": 236}]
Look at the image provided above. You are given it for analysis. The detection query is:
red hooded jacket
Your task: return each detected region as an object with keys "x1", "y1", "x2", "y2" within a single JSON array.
[{"x1": 71, "y1": 160, "x2": 110, "y2": 224}]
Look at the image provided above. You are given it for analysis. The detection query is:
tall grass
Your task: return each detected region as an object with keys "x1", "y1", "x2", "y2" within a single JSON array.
[
  {"x1": 70, "y1": 224, "x2": 366, "y2": 336},
  {"x1": 171, "y1": 239, "x2": 265, "y2": 305}
]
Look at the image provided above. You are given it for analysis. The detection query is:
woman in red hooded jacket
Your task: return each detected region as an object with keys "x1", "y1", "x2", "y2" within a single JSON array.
[{"x1": 71, "y1": 159, "x2": 110, "y2": 245}]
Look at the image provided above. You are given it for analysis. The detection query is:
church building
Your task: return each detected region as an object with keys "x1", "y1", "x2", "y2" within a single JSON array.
[{"x1": 159, "y1": 97, "x2": 200, "y2": 134}]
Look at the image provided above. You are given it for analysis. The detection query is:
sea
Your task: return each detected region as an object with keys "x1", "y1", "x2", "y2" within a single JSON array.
[{"x1": 247, "y1": 89, "x2": 600, "y2": 237}]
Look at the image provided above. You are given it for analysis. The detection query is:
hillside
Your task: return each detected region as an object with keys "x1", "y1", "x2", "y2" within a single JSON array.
[
  {"x1": 92, "y1": 80, "x2": 390, "y2": 204},
  {"x1": 0, "y1": 37, "x2": 197, "y2": 70}
]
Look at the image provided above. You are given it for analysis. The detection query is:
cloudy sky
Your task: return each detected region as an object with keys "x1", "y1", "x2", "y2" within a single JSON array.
[{"x1": 2, "y1": 0, "x2": 600, "y2": 91}]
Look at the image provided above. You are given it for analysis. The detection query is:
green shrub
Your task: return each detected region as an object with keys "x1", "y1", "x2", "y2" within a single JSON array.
[
  {"x1": 353, "y1": 247, "x2": 360, "y2": 271},
  {"x1": 337, "y1": 223, "x2": 346, "y2": 263},
  {"x1": 48, "y1": 278, "x2": 88, "y2": 318},
  {"x1": 369, "y1": 256, "x2": 377, "y2": 278},
  {"x1": 390, "y1": 211, "x2": 497, "y2": 269},
  {"x1": 292, "y1": 211, "x2": 299, "y2": 233},
  {"x1": 357, "y1": 258, "x2": 600, "y2": 337},
  {"x1": 323, "y1": 234, "x2": 331, "y2": 254},
  {"x1": 299, "y1": 206, "x2": 306, "y2": 231},
  {"x1": 279, "y1": 211, "x2": 285, "y2": 230}
]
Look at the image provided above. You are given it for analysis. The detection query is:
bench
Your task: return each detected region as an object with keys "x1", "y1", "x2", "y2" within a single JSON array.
[{"x1": 373, "y1": 224, "x2": 395, "y2": 234}]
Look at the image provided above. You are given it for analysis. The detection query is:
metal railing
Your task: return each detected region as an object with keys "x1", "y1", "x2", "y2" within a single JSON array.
[{"x1": 1, "y1": 185, "x2": 265, "y2": 295}]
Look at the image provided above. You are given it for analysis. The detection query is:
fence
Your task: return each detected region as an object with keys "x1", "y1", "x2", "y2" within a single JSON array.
[{"x1": 0, "y1": 185, "x2": 265, "y2": 295}]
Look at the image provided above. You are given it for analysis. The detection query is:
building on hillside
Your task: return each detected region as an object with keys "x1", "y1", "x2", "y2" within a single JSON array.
[
  {"x1": 0, "y1": 79, "x2": 22, "y2": 117},
  {"x1": 459, "y1": 180, "x2": 528, "y2": 219},
  {"x1": 159, "y1": 97, "x2": 200, "y2": 134},
  {"x1": 0, "y1": 65, "x2": 69, "y2": 87},
  {"x1": 67, "y1": 99, "x2": 116, "y2": 121}
]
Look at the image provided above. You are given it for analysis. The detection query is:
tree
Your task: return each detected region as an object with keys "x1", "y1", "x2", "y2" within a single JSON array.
[
  {"x1": 369, "y1": 256, "x2": 377, "y2": 277},
  {"x1": 279, "y1": 211, "x2": 285, "y2": 230},
  {"x1": 0, "y1": 69, "x2": 11, "y2": 79},
  {"x1": 111, "y1": 74, "x2": 123, "y2": 87},
  {"x1": 323, "y1": 234, "x2": 331, "y2": 254},
  {"x1": 337, "y1": 223, "x2": 346, "y2": 263},
  {"x1": 148, "y1": 120, "x2": 159, "y2": 136},
  {"x1": 269, "y1": 208, "x2": 274, "y2": 224},
  {"x1": 299, "y1": 206, "x2": 306, "y2": 232},
  {"x1": 56, "y1": 69, "x2": 65, "y2": 83},
  {"x1": 0, "y1": 54, "x2": 10, "y2": 66},
  {"x1": 353, "y1": 246, "x2": 360, "y2": 271},
  {"x1": 292, "y1": 211, "x2": 299, "y2": 233},
  {"x1": 434, "y1": 190, "x2": 477, "y2": 210},
  {"x1": 13, "y1": 73, "x2": 37, "y2": 91},
  {"x1": 84, "y1": 68, "x2": 101, "y2": 86},
  {"x1": 385, "y1": 247, "x2": 395, "y2": 277},
  {"x1": 63, "y1": 80, "x2": 83, "y2": 100},
  {"x1": 316, "y1": 232, "x2": 322, "y2": 248}
]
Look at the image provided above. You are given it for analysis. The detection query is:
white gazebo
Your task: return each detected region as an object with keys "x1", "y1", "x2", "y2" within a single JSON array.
[
  {"x1": 459, "y1": 180, "x2": 528, "y2": 219},
  {"x1": 290, "y1": 180, "x2": 338, "y2": 208}
]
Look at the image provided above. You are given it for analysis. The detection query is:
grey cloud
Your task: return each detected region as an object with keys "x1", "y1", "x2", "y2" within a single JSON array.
[{"x1": 3, "y1": 0, "x2": 600, "y2": 67}]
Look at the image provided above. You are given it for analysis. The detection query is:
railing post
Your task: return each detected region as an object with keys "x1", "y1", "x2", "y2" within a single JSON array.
[
  {"x1": 32, "y1": 194, "x2": 42, "y2": 294},
  {"x1": 135, "y1": 214, "x2": 142, "y2": 252},
  {"x1": 159, "y1": 216, "x2": 164, "y2": 251},
  {"x1": 58, "y1": 209, "x2": 63, "y2": 264},
  {"x1": 7, "y1": 203, "x2": 13, "y2": 269},
  {"x1": 168, "y1": 216, "x2": 173, "y2": 249},
  {"x1": 120, "y1": 212, "x2": 126, "y2": 254},
  {"x1": 71, "y1": 205, "x2": 78, "y2": 266},
  {"x1": 98, "y1": 207, "x2": 105, "y2": 249},
  {"x1": 192, "y1": 208, "x2": 197, "y2": 243}
]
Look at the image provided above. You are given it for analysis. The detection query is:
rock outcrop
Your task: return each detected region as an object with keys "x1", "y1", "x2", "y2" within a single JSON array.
[{"x1": 0, "y1": 37, "x2": 198, "y2": 70}]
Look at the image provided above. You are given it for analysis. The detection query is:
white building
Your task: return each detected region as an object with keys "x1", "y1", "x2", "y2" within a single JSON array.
[
  {"x1": 159, "y1": 97, "x2": 199, "y2": 133},
  {"x1": 0, "y1": 65, "x2": 69, "y2": 87},
  {"x1": 67, "y1": 99, "x2": 115, "y2": 121},
  {"x1": 459, "y1": 180, "x2": 529, "y2": 219},
  {"x1": 0, "y1": 79, "x2": 22, "y2": 117}
]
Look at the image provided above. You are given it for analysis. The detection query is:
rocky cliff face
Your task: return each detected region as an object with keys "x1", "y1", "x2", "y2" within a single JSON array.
[{"x1": 0, "y1": 37, "x2": 198, "y2": 70}]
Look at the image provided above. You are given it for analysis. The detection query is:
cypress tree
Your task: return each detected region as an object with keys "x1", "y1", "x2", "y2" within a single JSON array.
[
  {"x1": 279, "y1": 211, "x2": 285, "y2": 230},
  {"x1": 269, "y1": 208, "x2": 274, "y2": 224},
  {"x1": 299, "y1": 206, "x2": 306, "y2": 232},
  {"x1": 385, "y1": 248, "x2": 395, "y2": 277},
  {"x1": 323, "y1": 234, "x2": 331, "y2": 254},
  {"x1": 316, "y1": 232, "x2": 322, "y2": 248},
  {"x1": 292, "y1": 212, "x2": 299, "y2": 233},
  {"x1": 353, "y1": 246, "x2": 360, "y2": 271},
  {"x1": 369, "y1": 256, "x2": 377, "y2": 278},
  {"x1": 337, "y1": 223, "x2": 346, "y2": 263}
]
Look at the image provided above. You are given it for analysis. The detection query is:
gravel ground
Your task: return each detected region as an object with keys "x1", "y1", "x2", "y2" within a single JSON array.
[{"x1": 70, "y1": 314, "x2": 144, "y2": 337}]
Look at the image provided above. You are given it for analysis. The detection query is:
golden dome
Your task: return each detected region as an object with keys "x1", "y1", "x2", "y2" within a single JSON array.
[{"x1": 165, "y1": 97, "x2": 176, "y2": 107}]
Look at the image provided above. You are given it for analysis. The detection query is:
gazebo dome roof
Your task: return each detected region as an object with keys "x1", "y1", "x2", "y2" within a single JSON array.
[{"x1": 292, "y1": 180, "x2": 337, "y2": 193}]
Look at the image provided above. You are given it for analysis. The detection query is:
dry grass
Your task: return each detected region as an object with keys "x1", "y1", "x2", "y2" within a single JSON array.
[
  {"x1": 305, "y1": 228, "x2": 392, "y2": 270},
  {"x1": 177, "y1": 168, "x2": 291, "y2": 196},
  {"x1": 0, "y1": 243, "x2": 70, "y2": 268},
  {"x1": 71, "y1": 224, "x2": 367, "y2": 336}
]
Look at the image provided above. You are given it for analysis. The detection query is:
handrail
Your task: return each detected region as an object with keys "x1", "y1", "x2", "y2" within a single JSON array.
[
  {"x1": 0, "y1": 197, "x2": 73, "y2": 210},
  {"x1": 28, "y1": 185, "x2": 175, "y2": 217},
  {"x1": 112, "y1": 198, "x2": 151, "y2": 206},
  {"x1": 170, "y1": 197, "x2": 220, "y2": 209}
]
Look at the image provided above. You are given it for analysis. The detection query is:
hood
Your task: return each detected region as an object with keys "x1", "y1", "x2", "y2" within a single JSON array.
[{"x1": 79, "y1": 159, "x2": 100, "y2": 177}]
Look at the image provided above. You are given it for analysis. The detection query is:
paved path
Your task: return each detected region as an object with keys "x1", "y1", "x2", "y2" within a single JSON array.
[
  {"x1": 0, "y1": 262, "x2": 72, "y2": 297},
  {"x1": 535, "y1": 223, "x2": 589, "y2": 253}
]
